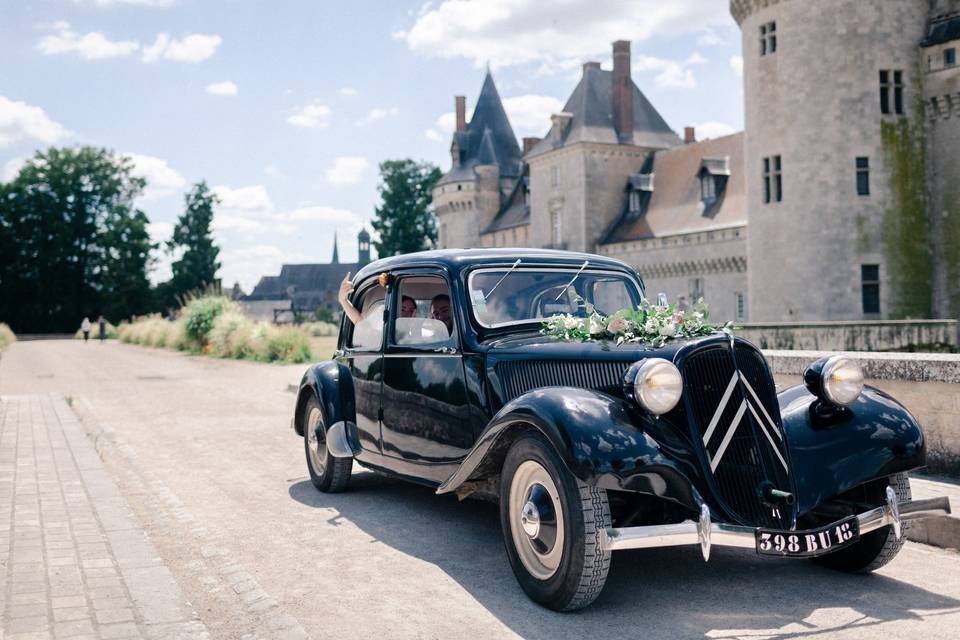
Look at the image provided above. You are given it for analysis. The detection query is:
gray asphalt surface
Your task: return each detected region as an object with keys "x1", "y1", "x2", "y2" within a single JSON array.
[{"x1": 2, "y1": 340, "x2": 959, "y2": 640}]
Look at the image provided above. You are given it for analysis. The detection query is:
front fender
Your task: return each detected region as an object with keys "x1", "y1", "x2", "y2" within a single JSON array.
[
  {"x1": 780, "y1": 384, "x2": 926, "y2": 514},
  {"x1": 293, "y1": 361, "x2": 358, "y2": 449},
  {"x1": 437, "y1": 387, "x2": 704, "y2": 513}
]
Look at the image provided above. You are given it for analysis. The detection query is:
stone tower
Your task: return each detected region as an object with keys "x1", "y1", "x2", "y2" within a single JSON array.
[
  {"x1": 732, "y1": 0, "x2": 931, "y2": 321},
  {"x1": 357, "y1": 227, "x2": 371, "y2": 266},
  {"x1": 433, "y1": 71, "x2": 523, "y2": 249}
]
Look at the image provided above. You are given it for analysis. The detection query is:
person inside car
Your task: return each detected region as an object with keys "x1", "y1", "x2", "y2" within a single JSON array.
[{"x1": 430, "y1": 294, "x2": 453, "y2": 335}]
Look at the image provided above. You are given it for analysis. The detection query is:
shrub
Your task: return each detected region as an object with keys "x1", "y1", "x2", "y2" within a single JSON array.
[
  {"x1": 209, "y1": 311, "x2": 249, "y2": 358},
  {"x1": 182, "y1": 296, "x2": 236, "y2": 350},
  {"x1": 0, "y1": 323, "x2": 16, "y2": 350},
  {"x1": 305, "y1": 321, "x2": 338, "y2": 337},
  {"x1": 266, "y1": 326, "x2": 312, "y2": 363},
  {"x1": 164, "y1": 317, "x2": 189, "y2": 350}
]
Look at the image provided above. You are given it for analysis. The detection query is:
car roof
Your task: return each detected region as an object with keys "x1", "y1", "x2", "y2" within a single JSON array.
[{"x1": 353, "y1": 248, "x2": 637, "y2": 282}]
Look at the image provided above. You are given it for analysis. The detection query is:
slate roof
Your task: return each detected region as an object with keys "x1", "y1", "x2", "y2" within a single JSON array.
[
  {"x1": 438, "y1": 72, "x2": 523, "y2": 184},
  {"x1": 482, "y1": 176, "x2": 529, "y2": 234},
  {"x1": 600, "y1": 132, "x2": 745, "y2": 245},
  {"x1": 527, "y1": 66, "x2": 681, "y2": 157},
  {"x1": 923, "y1": 13, "x2": 960, "y2": 46},
  {"x1": 245, "y1": 262, "x2": 360, "y2": 309}
]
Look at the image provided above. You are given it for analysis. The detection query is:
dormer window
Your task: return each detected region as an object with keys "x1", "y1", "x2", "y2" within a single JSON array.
[
  {"x1": 626, "y1": 172, "x2": 653, "y2": 215},
  {"x1": 698, "y1": 157, "x2": 730, "y2": 206},
  {"x1": 629, "y1": 190, "x2": 641, "y2": 212}
]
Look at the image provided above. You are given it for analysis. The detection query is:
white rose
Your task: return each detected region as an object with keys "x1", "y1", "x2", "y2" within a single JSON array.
[
  {"x1": 563, "y1": 316, "x2": 579, "y2": 330},
  {"x1": 659, "y1": 322, "x2": 676, "y2": 337},
  {"x1": 588, "y1": 317, "x2": 605, "y2": 335},
  {"x1": 644, "y1": 318, "x2": 657, "y2": 333}
]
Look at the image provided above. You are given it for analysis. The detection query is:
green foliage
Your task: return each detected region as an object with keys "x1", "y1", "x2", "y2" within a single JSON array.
[
  {"x1": 119, "y1": 295, "x2": 314, "y2": 364},
  {"x1": 313, "y1": 305, "x2": 335, "y2": 323},
  {"x1": 182, "y1": 295, "x2": 234, "y2": 349},
  {"x1": 305, "y1": 321, "x2": 338, "y2": 337},
  {"x1": 0, "y1": 323, "x2": 15, "y2": 350},
  {"x1": 880, "y1": 93, "x2": 932, "y2": 319},
  {"x1": 165, "y1": 182, "x2": 221, "y2": 307},
  {"x1": 0, "y1": 146, "x2": 157, "y2": 332},
  {"x1": 371, "y1": 159, "x2": 442, "y2": 257},
  {"x1": 73, "y1": 322, "x2": 118, "y2": 340}
]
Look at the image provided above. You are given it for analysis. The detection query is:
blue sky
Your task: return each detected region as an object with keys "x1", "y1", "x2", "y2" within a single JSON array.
[{"x1": 0, "y1": 0, "x2": 744, "y2": 290}]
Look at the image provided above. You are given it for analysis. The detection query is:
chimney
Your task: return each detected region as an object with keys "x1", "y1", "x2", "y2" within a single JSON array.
[
  {"x1": 455, "y1": 96, "x2": 467, "y2": 131},
  {"x1": 582, "y1": 61, "x2": 601, "y2": 74},
  {"x1": 684, "y1": 126, "x2": 696, "y2": 144},
  {"x1": 522, "y1": 137, "x2": 541, "y2": 155},
  {"x1": 612, "y1": 40, "x2": 633, "y2": 143}
]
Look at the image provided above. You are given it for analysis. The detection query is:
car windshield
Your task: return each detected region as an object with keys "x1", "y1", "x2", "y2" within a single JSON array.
[{"x1": 467, "y1": 267, "x2": 642, "y2": 328}]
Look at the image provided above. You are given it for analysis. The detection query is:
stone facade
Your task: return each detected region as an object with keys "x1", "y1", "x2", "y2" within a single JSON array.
[{"x1": 736, "y1": 0, "x2": 960, "y2": 321}]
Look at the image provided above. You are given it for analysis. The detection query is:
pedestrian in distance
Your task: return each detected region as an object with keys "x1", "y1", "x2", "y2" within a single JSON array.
[
  {"x1": 81, "y1": 317, "x2": 91, "y2": 342},
  {"x1": 98, "y1": 315, "x2": 107, "y2": 343}
]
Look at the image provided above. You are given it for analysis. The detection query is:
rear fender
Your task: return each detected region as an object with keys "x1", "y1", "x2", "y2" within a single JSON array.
[
  {"x1": 780, "y1": 384, "x2": 926, "y2": 513},
  {"x1": 293, "y1": 361, "x2": 360, "y2": 456},
  {"x1": 437, "y1": 387, "x2": 703, "y2": 513}
]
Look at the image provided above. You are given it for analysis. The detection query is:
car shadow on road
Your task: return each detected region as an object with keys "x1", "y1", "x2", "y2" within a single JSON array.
[{"x1": 289, "y1": 470, "x2": 960, "y2": 639}]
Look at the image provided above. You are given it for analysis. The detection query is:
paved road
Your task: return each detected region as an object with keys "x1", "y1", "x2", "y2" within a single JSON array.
[{"x1": 2, "y1": 340, "x2": 960, "y2": 640}]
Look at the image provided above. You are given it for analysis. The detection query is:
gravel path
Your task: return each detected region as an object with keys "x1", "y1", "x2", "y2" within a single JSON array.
[{"x1": 2, "y1": 340, "x2": 960, "y2": 640}]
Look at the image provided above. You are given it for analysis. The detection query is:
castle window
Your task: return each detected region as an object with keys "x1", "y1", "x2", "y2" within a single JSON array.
[
  {"x1": 880, "y1": 70, "x2": 904, "y2": 115},
  {"x1": 550, "y1": 210, "x2": 562, "y2": 247},
  {"x1": 734, "y1": 292, "x2": 746, "y2": 322},
  {"x1": 856, "y1": 157, "x2": 870, "y2": 196},
  {"x1": 629, "y1": 190, "x2": 641, "y2": 213},
  {"x1": 689, "y1": 278, "x2": 704, "y2": 303},
  {"x1": 550, "y1": 165, "x2": 560, "y2": 187},
  {"x1": 762, "y1": 155, "x2": 782, "y2": 203},
  {"x1": 946, "y1": 48, "x2": 957, "y2": 67},
  {"x1": 760, "y1": 22, "x2": 776, "y2": 56},
  {"x1": 700, "y1": 174, "x2": 716, "y2": 202},
  {"x1": 861, "y1": 265, "x2": 880, "y2": 314}
]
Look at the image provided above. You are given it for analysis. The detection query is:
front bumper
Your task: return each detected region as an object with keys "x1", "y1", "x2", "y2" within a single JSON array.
[{"x1": 600, "y1": 488, "x2": 952, "y2": 560}]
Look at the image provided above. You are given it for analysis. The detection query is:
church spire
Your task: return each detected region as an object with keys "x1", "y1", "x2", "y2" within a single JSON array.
[{"x1": 331, "y1": 231, "x2": 339, "y2": 264}]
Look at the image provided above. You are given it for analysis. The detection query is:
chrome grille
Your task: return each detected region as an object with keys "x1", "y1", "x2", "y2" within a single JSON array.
[
  {"x1": 681, "y1": 342, "x2": 792, "y2": 528},
  {"x1": 496, "y1": 360, "x2": 628, "y2": 401}
]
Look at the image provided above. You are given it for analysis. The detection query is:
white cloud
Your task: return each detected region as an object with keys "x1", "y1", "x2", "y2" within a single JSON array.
[
  {"x1": 142, "y1": 33, "x2": 221, "y2": 63},
  {"x1": 697, "y1": 29, "x2": 724, "y2": 46},
  {"x1": 693, "y1": 121, "x2": 737, "y2": 140},
  {"x1": 147, "y1": 221, "x2": 173, "y2": 244},
  {"x1": 285, "y1": 206, "x2": 358, "y2": 224},
  {"x1": 396, "y1": 0, "x2": 731, "y2": 72},
  {"x1": 213, "y1": 184, "x2": 274, "y2": 215},
  {"x1": 37, "y1": 22, "x2": 138, "y2": 60},
  {"x1": 2, "y1": 157, "x2": 27, "y2": 182},
  {"x1": 502, "y1": 94, "x2": 563, "y2": 134},
  {"x1": 206, "y1": 80, "x2": 237, "y2": 96},
  {"x1": 338, "y1": 86, "x2": 358, "y2": 96},
  {"x1": 730, "y1": 55, "x2": 743, "y2": 77},
  {"x1": 325, "y1": 156, "x2": 370, "y2": 185},
  {"x1": 212, "y1": 183, "x2": 359, "y2": 230},
  {"x1": 287, "y1": 101, "x2": 332, "y2": 128},
  {"x1": 0, "y1": 95, "x2": 70, "y2": 147},
  {"x1": 124, "y1": 153, "x2": 186, "y2": 200},
  {"x1": 425, "y1": 128, "x2": 443, "y2": 142},
  {"x1": 219, "y1": 244, "x2": 312, "y2": 291},
  {"x1": 356, "y1": 107, "x2": 399, "y2": 126},
  {"x1": 634, "y1": 52, "x2": 707, "y2": 90}
]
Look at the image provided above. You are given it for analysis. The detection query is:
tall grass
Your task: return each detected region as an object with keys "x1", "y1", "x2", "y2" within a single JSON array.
[
  {"x1": 117, "y1": 295, "x2": 313, "y2": 364},
  {"x1": 0, "y1": 323, "x2": 16, "y2": 350}
]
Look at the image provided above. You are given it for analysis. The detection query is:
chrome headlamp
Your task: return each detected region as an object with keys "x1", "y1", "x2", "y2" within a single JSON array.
[
  {"x1": 625, "y1": 358, "x2": 684, "y2": 415},
  {"x1": 804, "y1": 355, "x2": 864, "y2": 406}
]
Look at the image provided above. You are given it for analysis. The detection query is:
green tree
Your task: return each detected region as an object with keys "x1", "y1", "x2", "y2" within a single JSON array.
[
  {"x1": 165, "y1": 181, "x2": 221, "y2": 305},
  {"x1": 0, "y1": 146, "x2": 155, "y2": 332},
  {"x1": 370, "y1": 159, "x2": 442, "y2": 257}
]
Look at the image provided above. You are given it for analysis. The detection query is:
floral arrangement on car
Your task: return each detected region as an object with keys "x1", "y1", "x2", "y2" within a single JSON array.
[{"x1": 541, "y1": 297, "x2": 731, "y2": 347}]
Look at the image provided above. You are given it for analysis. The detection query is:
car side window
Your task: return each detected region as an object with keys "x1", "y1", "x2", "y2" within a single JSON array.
[
  {"x1": 348, "y1": 283, "x2": 386, "y2": 350},
  {"x1": 392, "y1": 275, "x2": 456, "y2": 348}
]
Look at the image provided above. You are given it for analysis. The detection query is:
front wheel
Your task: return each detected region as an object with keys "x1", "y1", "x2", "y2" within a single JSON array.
[
  {"x1": 302, "y1": 395, "x2": 352, "y2": 493},
  {"x1": 499, "y1": 432, "x2": 611, "y2": 611},
  {"x1": 812, "y1": 473, "x2": 911, "y2": 573}
]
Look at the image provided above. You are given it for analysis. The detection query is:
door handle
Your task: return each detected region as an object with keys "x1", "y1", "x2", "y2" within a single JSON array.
[{"x1": 433, "y1": 346, "x2": 457, "y2": 355}]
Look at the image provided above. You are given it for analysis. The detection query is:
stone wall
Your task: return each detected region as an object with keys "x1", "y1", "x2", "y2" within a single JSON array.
[
  {"x1": 739, "y1": 319, "x2": 958, "y2": 351},
  {"x1": 766, "y1": 349, "x2": 960, "y2": 474}
]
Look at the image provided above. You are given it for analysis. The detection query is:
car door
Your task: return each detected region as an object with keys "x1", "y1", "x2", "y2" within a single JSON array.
[
  {"x1": 380, "y1": 271, "x2": 473, "y2": 464},
  {"x1": 341, "y1": 279, "x2": 386, "y2": 453}
]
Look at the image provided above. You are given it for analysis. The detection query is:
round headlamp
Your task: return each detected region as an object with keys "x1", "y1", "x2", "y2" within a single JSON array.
[
  {"x1": 804, "y1": 355, "x2": 864, "y2": 406},
  {"x1": 626, "y1": 358, "x2": 683, "y2": 415}
]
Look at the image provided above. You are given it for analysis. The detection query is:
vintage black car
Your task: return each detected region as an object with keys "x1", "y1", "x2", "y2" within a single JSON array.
[{"x1": 291, "y1": 249, "x2": 951, "y2": 611}]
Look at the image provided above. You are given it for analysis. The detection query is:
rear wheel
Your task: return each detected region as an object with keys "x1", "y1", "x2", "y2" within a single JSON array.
[
  {"x1": 499, "y1": 432, "x2": 611, "y2": 611},
  {"x1": 812, "y1": 473, "x2": 911, "y2": 573},
  {"x1": 303, "y1": 395, "x2": 352, "y2": 493}
]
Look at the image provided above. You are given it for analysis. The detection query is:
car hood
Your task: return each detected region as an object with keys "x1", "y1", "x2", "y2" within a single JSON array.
[{"x1": 481, "y1": 330, "x2": 726, "y2": 363}]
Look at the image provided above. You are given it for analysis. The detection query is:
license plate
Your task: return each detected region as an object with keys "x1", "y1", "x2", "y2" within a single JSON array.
[{"x1": 755, "y1": 516, "x2": 860, "y2": 558}]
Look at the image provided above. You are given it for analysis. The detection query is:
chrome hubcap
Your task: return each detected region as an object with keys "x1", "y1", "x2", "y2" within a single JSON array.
[
  {"x1": 306, "y1": 407, "x2": 326, "y2": 475},
  {"x1": 509, "y1": 461, "x2": 564, "y2": 580}
]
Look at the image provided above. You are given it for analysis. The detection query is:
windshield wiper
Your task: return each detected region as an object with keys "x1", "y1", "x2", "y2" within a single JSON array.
[
  {"x1": 555, "y1": 260, "x2": 589, "y2": 300},
  {"x1": 484, "y1": 258, "x2": 521, "y2": 300}
]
